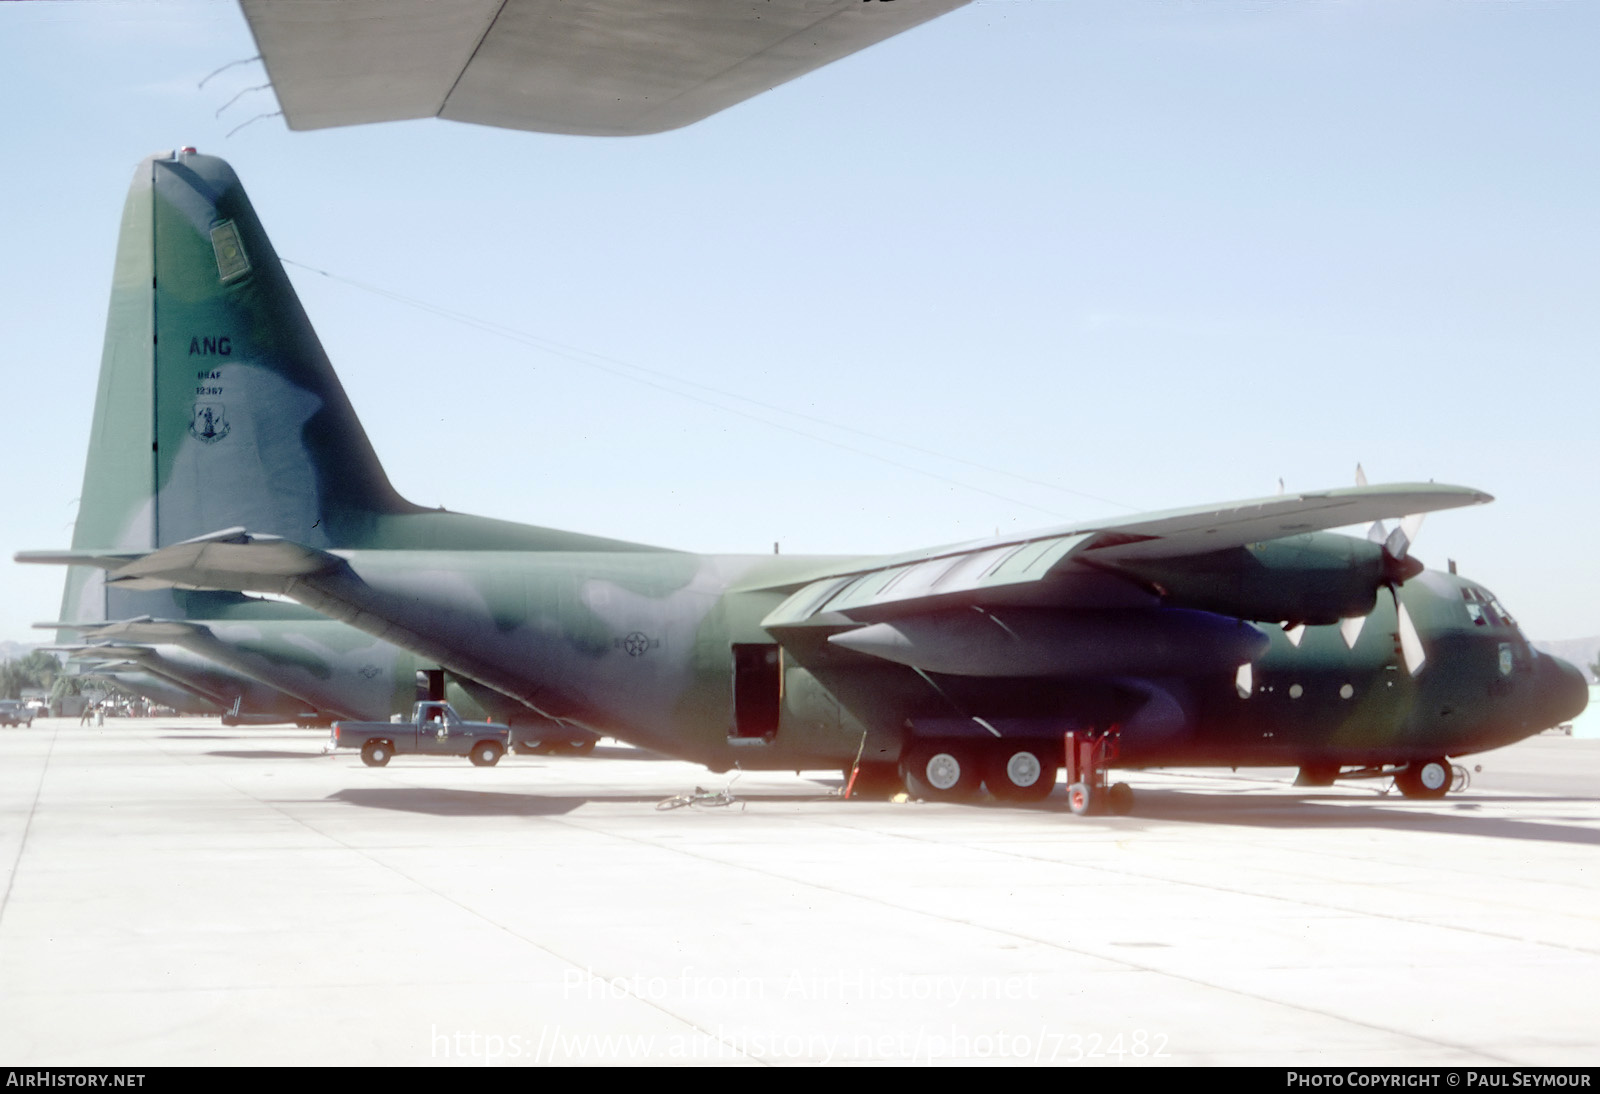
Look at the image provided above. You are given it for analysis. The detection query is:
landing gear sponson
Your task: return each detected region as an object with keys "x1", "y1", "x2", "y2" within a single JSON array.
[
  {"x1": 852, "y1": 725, "x2": 1135, "y2": 814},
  {"x1": 885, "y1": 737, "x2": 1064, "y2": 804}
]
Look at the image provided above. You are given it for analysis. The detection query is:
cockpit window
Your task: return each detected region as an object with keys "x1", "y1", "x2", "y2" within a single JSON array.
[{"x1": 1462, "y1": 586, "x2": 1524, "y2": 637}]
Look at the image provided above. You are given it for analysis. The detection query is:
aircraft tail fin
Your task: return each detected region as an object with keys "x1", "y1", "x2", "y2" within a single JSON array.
[
  {"x1": 76, "y1": 149, "x2": 419, "y2": 555},
  {"x1": 59, "y1": 149, "x2": 667, "y2": 628},
  {"x1": 62, "y1": 149, "x2": 422, "y2": 624}
]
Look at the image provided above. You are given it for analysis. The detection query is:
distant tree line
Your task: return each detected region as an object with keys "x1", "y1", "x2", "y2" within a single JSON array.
[
  {"x1": 0, "y1": 651, "x2": 127, "y2": 709},
  {"x1": 0, "y1": 650, "x2": 64, "y2": 700}
]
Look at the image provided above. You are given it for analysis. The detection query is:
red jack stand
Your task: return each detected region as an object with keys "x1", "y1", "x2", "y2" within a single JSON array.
[{"x1": 1063, "y1": 726, "x2": 1132, "y2": 816}]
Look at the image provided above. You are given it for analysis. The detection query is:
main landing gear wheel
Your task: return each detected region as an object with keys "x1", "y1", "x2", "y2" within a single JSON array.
[
  {"x1": 984, "y1": 745, "x2": 1056, "y2": 803},
  {"x1": 360, "y1": 740, "x2": 392, "y2": 767},
  {"x1": 469, "y1": 741, "x2": 504, "y2": 767},
  {"x1": 901, "y1": 742, "x2": 981, "y2": 802},
  {"x1": 1395, "y1": 757, "x2": 1452, "y2": 799}
]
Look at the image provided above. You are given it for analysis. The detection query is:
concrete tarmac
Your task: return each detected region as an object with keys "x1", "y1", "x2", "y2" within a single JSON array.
[{"x1": 0, "y1": 718, "x2": 1596, "y2": 1067}]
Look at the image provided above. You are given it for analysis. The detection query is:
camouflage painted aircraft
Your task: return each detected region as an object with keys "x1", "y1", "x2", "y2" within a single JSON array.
[
  {"x1": 44, "y1": 616, "x2": 439, "y2": 728},
  {"x1": 238, "y1": 0, "x2": 973, "y2": 137},
  {"x1": 19, "y1": 151, "x2": 1588, "y2": 810}
]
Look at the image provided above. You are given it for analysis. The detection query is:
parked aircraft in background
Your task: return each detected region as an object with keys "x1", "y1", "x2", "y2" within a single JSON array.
[{"x1": 19, "y1": 152, "x2": 1586, "y2": 810}]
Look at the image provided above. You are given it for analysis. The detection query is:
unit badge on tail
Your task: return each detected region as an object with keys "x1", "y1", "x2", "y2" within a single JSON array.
[{"x1": 189, "y1": 401, "x2": 230, "y2": 443}]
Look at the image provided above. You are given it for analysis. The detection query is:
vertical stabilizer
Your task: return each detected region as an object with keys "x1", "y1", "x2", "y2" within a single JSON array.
[{"x1": 63, "y1": 150, "x2": 420, "y2": 624}]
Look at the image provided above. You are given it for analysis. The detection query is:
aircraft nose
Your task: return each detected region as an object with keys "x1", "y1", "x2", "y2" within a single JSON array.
[{"x1": 1540, "y1": 653, "x2": 1589, "y2": 727}]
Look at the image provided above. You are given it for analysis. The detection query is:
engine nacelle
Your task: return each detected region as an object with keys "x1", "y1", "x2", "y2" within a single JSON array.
[
  {"x1": 828, "y1": 607, "x2": 1269, "y2": 678},
  {"x1": 1097, "y1": 533, "x2": 1392, "y2": 625}
]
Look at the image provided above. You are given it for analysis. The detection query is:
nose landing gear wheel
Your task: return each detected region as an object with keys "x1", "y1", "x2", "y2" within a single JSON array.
[{"x1": 1395, "y1": 757, "x2": 1452, "y2": 799}]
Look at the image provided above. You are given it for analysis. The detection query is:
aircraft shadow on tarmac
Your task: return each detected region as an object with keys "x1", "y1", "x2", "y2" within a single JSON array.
[
  {"x1": 325, "y1": 788, "x2": 590, "y2": 816},
  {"x1": 508, "y1": 745, "x2": 674, "y2": 761},
  {"x1": 1113, "y1": 788, "x2": 1600, "y2": 847},
  {"x1": 322, "y1": 787, "x2": 842, "y2": 817},
  {"x1": 280, "y1": 768, "x2": 1600, "y2": 846}
]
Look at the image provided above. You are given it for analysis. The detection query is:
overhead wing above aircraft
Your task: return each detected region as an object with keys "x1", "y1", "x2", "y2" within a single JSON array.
[{"x1": 238, "y1": 0, "x2": 971, "y2": 136}]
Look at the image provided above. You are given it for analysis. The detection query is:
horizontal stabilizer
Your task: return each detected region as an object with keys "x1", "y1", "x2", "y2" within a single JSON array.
[
  {"x1": 112, "y1": 531, "x2": 341, "y2": 593},
  {"x1": 22, "y1": 528, "x2": 346, "y2": 602},
  {"x1": 17, "y1": 548, "x2": 150, "y2": 570},
  {"x1": 32, "y1": 528, "x2": 344, "y2": 596},
  {"x1": 48, "y1": 614, "x2": 377, "y2": 723},
  {"x1": 41, "y1": 644, "x2": 157, "y2": 660},
  {"x1": 49, "y1": 617, "x2": 208, "y2": 642},
  {"x1": 33, "y1": 534, "x2": 568, "y2": 723}
]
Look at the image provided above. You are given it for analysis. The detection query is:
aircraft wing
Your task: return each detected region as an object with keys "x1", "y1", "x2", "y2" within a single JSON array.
[
  {"x1": 239, "y1": 0, "x2": 970, "y2": 136},
  {"x1": 760, "y1": 483, "x2": 1492, "y2": 627}
]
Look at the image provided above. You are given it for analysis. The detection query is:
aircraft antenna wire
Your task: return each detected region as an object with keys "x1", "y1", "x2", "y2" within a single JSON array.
[
  {"x1": 225, "y1": 110, "x2": 282, "y2": 138},
  {"x1": 281, "y1": 259, "x2": 1141, "y2": 520},
  {"x1": 215, "y1": 83, "x2": 273, "y2": 118},
  {"x1": 198, "y1": 55, "x2": 261, "y2": 90}
]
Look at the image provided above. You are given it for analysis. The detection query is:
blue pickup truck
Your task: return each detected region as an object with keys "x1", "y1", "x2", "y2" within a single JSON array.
[
  {"x1": 0, "y1": 701, "x2": 36, "y2": 728},
  {"x1": 330, "y1": 702, "x2": 512, "y2": 767}
]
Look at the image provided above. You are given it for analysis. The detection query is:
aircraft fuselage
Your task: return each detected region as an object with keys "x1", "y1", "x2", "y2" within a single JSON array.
[{"x1": 269, "y1": 545, "x2": 1584, "y2": 775}]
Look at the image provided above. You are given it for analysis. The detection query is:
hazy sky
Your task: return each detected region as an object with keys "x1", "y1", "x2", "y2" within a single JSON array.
[{"x1": 1, "y1": 0, "x2": 1596, "y2": 643}]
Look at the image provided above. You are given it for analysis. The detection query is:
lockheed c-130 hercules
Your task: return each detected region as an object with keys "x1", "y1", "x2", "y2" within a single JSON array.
[{"x1": 19, "y1": 151, "x2": 1588, "y2": 813}]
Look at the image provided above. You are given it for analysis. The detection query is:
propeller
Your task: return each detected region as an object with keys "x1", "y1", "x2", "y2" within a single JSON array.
[{"x1": 1346, "y1": 465, "x2": 1427, "y2": 674}]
